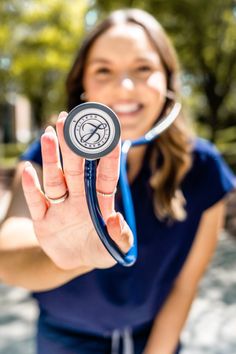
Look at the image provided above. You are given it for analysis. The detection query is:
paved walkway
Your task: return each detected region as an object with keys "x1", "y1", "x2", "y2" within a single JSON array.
[
  {"x1": 0, "y1": 285, "x2": 38, "y2": 354},
  {"x1": 181, "y1": 232, "x2": 236, "y2": 354},
  {"x1": 0, "y1": 174, "x2": 236, "y2": 353}
]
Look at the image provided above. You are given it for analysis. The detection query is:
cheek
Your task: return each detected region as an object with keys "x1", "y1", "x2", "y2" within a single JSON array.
[
  {"x1": 83, "y1": 77, "x2": 109, "y2": 102},
  {"x1": 146, "y1": 71, "x2": 167, "y2": 97}
]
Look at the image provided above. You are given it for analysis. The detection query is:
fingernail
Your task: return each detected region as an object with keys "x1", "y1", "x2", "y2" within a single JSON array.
[
  {"x1": 45, "y1": 125, "x2": 56, "y2": 134},
  {"x1": 24, "y1": 161, "x2": 35, "y2": 174},
  {"x1": 58, "y1": 111, "x2": 68, "y2": 121},
  {"x1": 108, "y1": 212, "x2": 116, "y2": 224},
  {"x1": 24, "y1": 161, "x2": 32, "y2": 169}
]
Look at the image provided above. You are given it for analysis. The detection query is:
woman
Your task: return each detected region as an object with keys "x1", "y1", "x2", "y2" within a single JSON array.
[{"x1": 0, "y1": 8, "x2": 235, "y2": 354}]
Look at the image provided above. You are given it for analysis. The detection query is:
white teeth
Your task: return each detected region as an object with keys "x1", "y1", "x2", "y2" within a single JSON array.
[{"x1": 112, "y1": 103, "x2": 140, "y2": 113}]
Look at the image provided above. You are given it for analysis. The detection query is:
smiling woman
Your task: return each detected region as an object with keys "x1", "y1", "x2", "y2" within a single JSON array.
[
  {"x1": 67, "y1": 11, "x2": 192, "y2": 221},
  {"x1": 0, "y1": 8, "x2": 235, "y2": 354}
]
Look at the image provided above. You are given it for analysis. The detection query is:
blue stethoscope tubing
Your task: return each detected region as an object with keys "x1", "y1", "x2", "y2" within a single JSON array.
[{"x1": 84, "y1": 101, "x2": 182, "y2": 267}]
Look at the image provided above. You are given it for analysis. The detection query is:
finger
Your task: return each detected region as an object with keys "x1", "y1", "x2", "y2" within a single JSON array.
[
  {"x1": 106, "y1": 212, "x2": 133, "y2": 254},
  {"x1": 41, "y1": 125, "x2": 67, "y2": 200},
  {"x1": 22, "y1": 161, "x2": 48, "y2": 221},
  {"x1": 56, "y1": 113, "x2": 85, "y2": 198},
  {"x1": 96, "y1": 140, "x2": 121, "y2": 219}
]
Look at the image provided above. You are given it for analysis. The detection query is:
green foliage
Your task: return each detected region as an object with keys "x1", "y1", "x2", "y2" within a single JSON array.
[
  {"x1": 0, "y1": 0, "x2": 235, "y2": 165},
  {"x1": 0, "y1": 0, "x2": 88, "y2": 126},
  {"x1": 0, "y1": 143, "x2": 27, "y2": 168}
]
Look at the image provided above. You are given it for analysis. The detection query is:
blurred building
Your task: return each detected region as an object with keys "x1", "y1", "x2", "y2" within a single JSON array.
[
  {"x1": 0, "y1": 102, "x2": 16, "y2": 143},
  {"x1": 0, "y1": 95, "x2": 32, "y2": 144}
]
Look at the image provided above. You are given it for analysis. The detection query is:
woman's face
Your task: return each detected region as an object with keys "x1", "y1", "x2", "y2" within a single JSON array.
[{"x1": 83, "y1": 23, "x2": 167, "y2": 140}]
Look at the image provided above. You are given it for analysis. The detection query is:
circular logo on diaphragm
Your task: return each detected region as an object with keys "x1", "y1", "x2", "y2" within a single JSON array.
[{"x1": 74, "y1": 114, "x2": 110, "y2": 149}]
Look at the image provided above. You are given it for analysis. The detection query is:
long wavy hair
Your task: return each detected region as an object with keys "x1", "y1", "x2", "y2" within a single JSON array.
[{"x1": 66, "y1": 8, "x2": 194, "y2": 221}]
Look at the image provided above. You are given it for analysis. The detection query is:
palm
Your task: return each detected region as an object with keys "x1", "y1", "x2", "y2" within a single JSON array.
[{"x1": 33, "y1": 196, "x2": 117, "y2": 269}]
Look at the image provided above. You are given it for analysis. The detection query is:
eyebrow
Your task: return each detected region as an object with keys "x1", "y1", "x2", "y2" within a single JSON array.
[
  {"x1": 87, "y1": 58, "x2": 111, "y2": 65},
  {"x1": 87, "y1": 56, "x2": 160, "y2": 65}
]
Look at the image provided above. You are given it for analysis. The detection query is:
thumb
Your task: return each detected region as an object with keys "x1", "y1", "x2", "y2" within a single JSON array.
[{"x1": 106, "y1": 212, "x2": 133, "y2": 254}]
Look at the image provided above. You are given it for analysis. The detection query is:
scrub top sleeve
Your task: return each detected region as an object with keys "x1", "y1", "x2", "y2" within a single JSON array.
[
  {"x1": 199, "y1": 141, "x2": 236, "y2": 212},
  {"x1": 19, "y1": 139, "x2": 42, "y2": 167}
]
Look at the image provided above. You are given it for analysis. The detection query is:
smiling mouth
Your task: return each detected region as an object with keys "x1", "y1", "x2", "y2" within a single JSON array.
[{"x1": 112, "y1": 103, "x2": 143, "y2": 116}]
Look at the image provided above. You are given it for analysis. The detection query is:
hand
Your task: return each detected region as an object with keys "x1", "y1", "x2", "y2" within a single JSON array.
[{"x1": 22, "y1": 112, "x2": 133, "y2": 270}]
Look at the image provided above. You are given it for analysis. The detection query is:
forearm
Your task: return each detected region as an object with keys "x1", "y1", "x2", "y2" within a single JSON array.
[
  {"x1": 144, "y1": 284, "x2": 197, "y2": 354},
  {"x1": 0, "y1": 217, "x2": 93, "y2": 290},
  {"x1": 0, "y1": 246, "x2": 92, "y2": 291}
]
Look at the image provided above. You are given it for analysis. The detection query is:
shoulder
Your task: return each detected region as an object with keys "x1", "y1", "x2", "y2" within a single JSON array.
[
  {"x1": 190, "y1": 137, "x2": 234, "y2": 178},
  {"x1": 192, "y1": 137, "x2": 222, "y2": 162},
  {"x1": 183, "y1": 137, "x2": 236, "y2": 211}
]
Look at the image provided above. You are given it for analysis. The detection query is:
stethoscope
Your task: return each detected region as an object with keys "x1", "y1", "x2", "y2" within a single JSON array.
[{"x1": 63, "y1": 97, "x2": 181, "y2": 267}]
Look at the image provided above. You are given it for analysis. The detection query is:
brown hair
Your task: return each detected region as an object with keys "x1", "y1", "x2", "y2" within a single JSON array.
[{"x1": 66, "y1": 8, "x2": 193, "y2": 221}]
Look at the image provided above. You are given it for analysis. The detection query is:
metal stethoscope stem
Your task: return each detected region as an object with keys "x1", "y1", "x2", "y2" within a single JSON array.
[{"x1": 64, "y1": 100, "x2": 181, "y2": 267}]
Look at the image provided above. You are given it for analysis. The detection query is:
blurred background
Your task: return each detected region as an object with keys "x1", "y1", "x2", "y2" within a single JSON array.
[{"x1": 0, "y1": 0, "x2": 236, "y2": 353}]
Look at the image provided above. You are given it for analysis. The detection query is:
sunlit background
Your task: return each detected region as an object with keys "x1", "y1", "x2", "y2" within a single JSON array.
[
  {"x1": 0, "y1": 0, "x2": 236, "y2": 167},
  {"x1": 0, "y1": 1, "x2": 236, "y2": 353}
]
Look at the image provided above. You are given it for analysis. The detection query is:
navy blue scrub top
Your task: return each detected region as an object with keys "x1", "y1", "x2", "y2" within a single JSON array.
[{"x1": 20, "y1": 137, "x2": 236, "y2": 336}]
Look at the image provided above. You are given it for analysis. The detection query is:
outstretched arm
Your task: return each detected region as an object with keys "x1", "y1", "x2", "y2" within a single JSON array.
[{"x1": 0, "y1": 112, "x2": 133, "y2": 290}]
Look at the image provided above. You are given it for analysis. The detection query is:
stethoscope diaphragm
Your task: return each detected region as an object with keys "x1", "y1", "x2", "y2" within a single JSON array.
[{"x1": 64, "y1": 102, "x2": 121, "y2": 160}]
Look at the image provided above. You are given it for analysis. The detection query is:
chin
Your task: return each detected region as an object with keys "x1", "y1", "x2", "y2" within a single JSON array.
[{"x1": 121, "y1": 130, "x2": 141, "y2": 141}]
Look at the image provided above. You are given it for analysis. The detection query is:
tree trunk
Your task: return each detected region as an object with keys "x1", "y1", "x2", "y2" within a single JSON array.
[{"x1": 203, "y1": 72, "x2": 224, "y2": 142}]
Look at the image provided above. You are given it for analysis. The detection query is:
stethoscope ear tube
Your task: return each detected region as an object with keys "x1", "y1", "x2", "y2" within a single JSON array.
[{"x1": 84, "y1": 159, "x2": 137, "y2": 266}]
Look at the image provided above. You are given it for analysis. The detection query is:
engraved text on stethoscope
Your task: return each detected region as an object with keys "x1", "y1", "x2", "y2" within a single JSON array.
[{"x1": 80, "y1": 122, "x2": 108, "y2": 143}]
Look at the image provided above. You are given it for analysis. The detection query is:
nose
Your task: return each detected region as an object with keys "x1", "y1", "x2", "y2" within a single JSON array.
[{"x1": 119, "y1": 76, "x2": 135, "y2": 91}]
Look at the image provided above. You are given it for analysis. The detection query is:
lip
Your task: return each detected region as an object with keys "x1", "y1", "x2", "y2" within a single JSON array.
[{"x1": 111, "y1": 102, "x2": 144, "y2": 118}]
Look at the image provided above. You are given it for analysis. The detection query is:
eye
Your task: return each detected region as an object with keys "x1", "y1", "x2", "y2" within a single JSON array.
[
  {"x1": 94, "y1": 67, "x2": 112, "y2": 80},
  {"x1": 137, "y1": 65, "x2": 152, "y2": 72},
  {"x1": 134, "y1": 65, "x2": 153, "y2": 78},
  {"x1": 96, "y1": 67, "x2": 110, "y2": 74}
]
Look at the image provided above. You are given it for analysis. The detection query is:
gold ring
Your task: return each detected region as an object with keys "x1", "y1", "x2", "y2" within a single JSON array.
[
  {"x1": 46, "y1": 190, "x2": 69, "y2": 204},
  {"x1": 96, "y1": 187, "x2": 117, "y2": 198}
]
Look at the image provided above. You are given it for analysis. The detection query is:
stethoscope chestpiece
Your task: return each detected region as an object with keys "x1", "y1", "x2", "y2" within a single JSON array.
[{"x1": 63, "y1": 102, "x2": 121, "y2": 160}]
